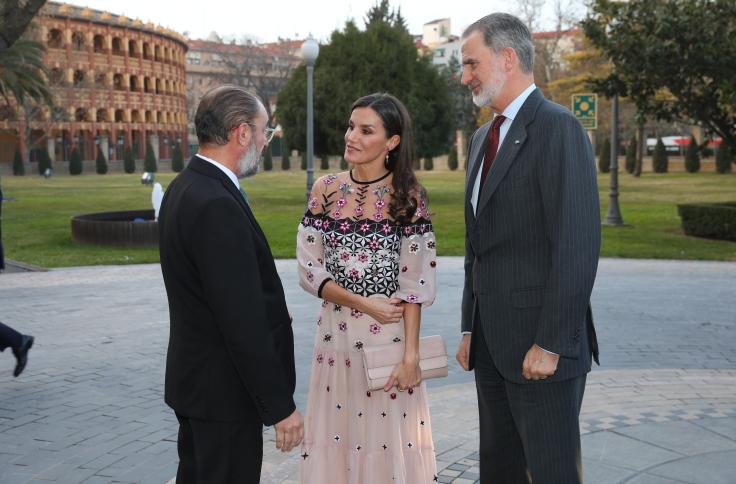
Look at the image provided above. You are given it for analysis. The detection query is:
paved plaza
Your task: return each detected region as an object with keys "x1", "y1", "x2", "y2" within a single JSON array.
[{"x1": 1, "y1": 257, "x2": 735, "y2": 483}]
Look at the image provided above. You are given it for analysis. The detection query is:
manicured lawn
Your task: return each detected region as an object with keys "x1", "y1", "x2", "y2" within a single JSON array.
[{"x1": 1, "y1": 170, "x2": 734, "y2": 268}]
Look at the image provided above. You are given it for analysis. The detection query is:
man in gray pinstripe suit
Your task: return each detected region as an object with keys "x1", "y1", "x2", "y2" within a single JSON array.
[{"x1": 455, "y1": 13, "x2": 601, "y2": 483}]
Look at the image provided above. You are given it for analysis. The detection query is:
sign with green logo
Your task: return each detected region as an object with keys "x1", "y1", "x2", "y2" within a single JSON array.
[{"x1": 571, "y1": 93, "x2": 597, "y2": 129}]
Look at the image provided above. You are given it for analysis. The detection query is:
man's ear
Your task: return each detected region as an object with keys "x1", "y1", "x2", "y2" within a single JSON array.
[{"x1": 237, "y1": 124, "x2": 252, "y2": 147}]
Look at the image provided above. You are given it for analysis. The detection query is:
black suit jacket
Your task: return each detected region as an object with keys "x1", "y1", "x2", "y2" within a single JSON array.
[
  {"x1": 159, "y1": 156, "x2": 296, "y2": 425},
  {"x1": 461, "y1": 88, "x2": 601, "y2": 384}
]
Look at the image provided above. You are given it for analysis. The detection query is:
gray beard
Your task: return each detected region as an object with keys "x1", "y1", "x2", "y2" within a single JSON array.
[{"x1": 237, "y1": 142, "x2": 261, "y2": 179}]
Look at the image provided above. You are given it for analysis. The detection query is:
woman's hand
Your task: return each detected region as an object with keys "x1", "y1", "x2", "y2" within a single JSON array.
[
  {"x1": 361, "y1": 297, "x2": 404, "y2": 325},
  {"x1": 383, "y1": 357, "x2": 422, "y2": 392}
]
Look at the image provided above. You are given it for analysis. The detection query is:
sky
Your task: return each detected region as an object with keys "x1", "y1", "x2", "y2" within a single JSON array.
[{"x1": 60, "y1": 0, "x2": 582, "y2": 43}]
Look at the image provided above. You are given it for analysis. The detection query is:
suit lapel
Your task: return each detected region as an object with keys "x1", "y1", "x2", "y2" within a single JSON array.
[
  {"x1": 465, "y1": 124, "x2": 490, "y2": 226},
  {"x1": 475, "y1": 89, "x2": 543, "y2": 217}
]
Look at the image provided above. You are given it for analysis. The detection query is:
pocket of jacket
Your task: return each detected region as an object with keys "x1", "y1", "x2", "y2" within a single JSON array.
[{"x1": 511, "y1": 286, "x2": 544, "y2": 308}]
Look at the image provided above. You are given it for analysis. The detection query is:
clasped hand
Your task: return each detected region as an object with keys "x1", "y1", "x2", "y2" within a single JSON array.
[
  {"x1": 384, "y1": 358, "x2": 422, "y2": 392},
  {"x1": 362, "y1": 297, "x2": 404, "y2": 325}
]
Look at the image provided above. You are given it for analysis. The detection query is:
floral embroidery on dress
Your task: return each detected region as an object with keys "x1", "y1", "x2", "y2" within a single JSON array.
[
  {"x1": 338, "y1": 321, "x2": 347, "y2": 331},
  {"x1": 369, "y1": 323, "x2": 381, "y2": 334},
  {"x1": 323, "y1": 174, "x2": 338, "y2": 185}
]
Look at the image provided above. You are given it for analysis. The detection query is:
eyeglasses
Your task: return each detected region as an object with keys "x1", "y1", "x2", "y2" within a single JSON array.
[{"x1": 246, "y1": 123, "x2": 276, "y2": 144}]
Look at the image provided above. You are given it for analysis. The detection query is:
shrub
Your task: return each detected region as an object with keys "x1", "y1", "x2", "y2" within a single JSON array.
[
  {"x1": 423, "y1": 156, "x2": 433, "y2": 171},
  {"x1": 12, "y1": 149, "x2": 24, "y2": 176},
  {"x1": 624, "y1": 136, "x2": 636, "y2": 174},
  {"x1": 144, "y1": 141, "x2": 157, "y2": 172},
  {"x1": 320, "y1": 155, "x2": 329, "y2": 170},
  {"x1": 598, "y1": 137, "x2": 611, "y2": 173},
  {"x1": 38, "y1": 148, "x2": 52, "y2": 175},
  {"x1": 69, "y1": 147, "x2": 83, "y2": 175},
  {"x1": 171, "y1": 143, "x2": 184, "y2": 172},
  {"x1": 301, "y1": 151, "x2": 307, "y2": 170},
  {"x1": 715, "y1": 143, "x2": 733, "y2": 174},
  {"x1": 340, "y1": 157, "x2": 348, "y2": 169},
  {"x1": 652, "y1": 137, "x2": 668, "y2": 173},
  {"x1": 262, "y1": 146, "x2": 273, "y2": 171},
  {"x1": 448, "y1": 148, "x2": 459, "y2": 171},
  {"x1": 123, "y1": 146, "x2": 136, "y2": 173},
  {"x1": 684, "y1": 136, "x2": 700, "y2": 173},
  {"x1": 677, "y1": 202, "x2": 736, "y2": 241},
  {"x1": 281, "y1": 152, "x2": 291, "y2": 170},
  {"x1": 95, "y1": 147, "x2": 108, "y2": 174}
]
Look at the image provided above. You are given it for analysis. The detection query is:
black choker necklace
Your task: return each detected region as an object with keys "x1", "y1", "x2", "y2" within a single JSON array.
[{"x1": 349, "y1": 169, "x2": 391, "y2": 184}]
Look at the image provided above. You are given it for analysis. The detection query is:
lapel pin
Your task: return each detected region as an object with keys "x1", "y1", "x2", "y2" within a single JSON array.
[{"x1": 514, "y1": 139, "x2": 520, "y2": 144}]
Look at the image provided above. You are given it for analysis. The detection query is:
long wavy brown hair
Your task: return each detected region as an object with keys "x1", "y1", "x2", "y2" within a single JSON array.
[{"x1": 350, "y1": 93, "x2": 424, "y2": 224}]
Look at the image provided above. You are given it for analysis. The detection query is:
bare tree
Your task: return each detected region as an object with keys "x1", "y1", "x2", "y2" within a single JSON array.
[{"x1": 220, "y1": 44, "x2": 298, "y2": 128}]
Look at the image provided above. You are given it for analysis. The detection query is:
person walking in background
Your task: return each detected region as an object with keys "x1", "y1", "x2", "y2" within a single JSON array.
[
  {"x1": 455, "y1": 13, "x2": 601, "y2": 484},
  {"x1": 0, "y1": 321, "x2": 34, "y2": 377},
  {"x1": 297, "y1": 93, "x2": 439, "y2": 483}
]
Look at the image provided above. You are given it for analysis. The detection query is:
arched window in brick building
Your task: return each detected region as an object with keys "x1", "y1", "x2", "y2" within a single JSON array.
[
  {"x1": 113, "y1": 73, "x2": 125, "y2": 91},
  {"x1": 154, "y1": 45, "x2": 161, "y2": 62},
  {"x1": 143, "y1": 42, "x2": 151, "y2": 60},
  {"x1": 48, "y1": 29, "x2": 63, "y2": 48},
  {"x1": 131, "y1": 110, "x2": 142, "y2": 123},
  {"x1": 130, "y1": 75, "x2": 140, "y2": 92},
  {"x1": 96, "y1": 109, "x2": 109, "y2": 122},
  {"x1": 112, "y1": 37, "x2": 124, "y2": 56},
  {"x1": 73, "y1": 70, "x2": 86, "y2": 87},
  {"x1": 129, "y1": 39, "x2": 139, "y2": 57},
  {"x1": 115, "y1": 109, "x2": 125, "y2": 122},
  {"x1": 155, "y1": 78, "x2": 162, "y2": 94},
  {"x1": 95, "y1": 72, "x2": 106, "y2": 88},
  {"x1": 93, "y1": 35, "x2": 105, "y2": 53},
  {"x1": 144, "y1": 77, "x2": 152, "y2": 93},
  {"x1": 75, "y1": 108, "x2": 88, "y2": 122},
  {"x1": 49, "y1": 67, "x2": 64, "y2": 85},
  {"x1": 72, "y1": 32, "x2": 85, "y2": 51}
]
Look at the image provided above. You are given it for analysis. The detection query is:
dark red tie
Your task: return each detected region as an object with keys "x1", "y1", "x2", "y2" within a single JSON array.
[{"x1": 480, "y1": 115, "x2": 506, "y2": 187}]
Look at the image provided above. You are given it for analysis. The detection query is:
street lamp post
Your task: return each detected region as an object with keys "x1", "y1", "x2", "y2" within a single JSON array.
[
  {"x1": 301, "y1": 36, "x2": 319, "y2": 200},
  {"x1": 604, "y1": 94, "x2": 624, "y2": 225}
]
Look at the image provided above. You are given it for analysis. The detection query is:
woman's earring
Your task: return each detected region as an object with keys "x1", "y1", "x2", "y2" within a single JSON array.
[{"x1": 384, "y1": 152, "x2": 390, "y2": 168}]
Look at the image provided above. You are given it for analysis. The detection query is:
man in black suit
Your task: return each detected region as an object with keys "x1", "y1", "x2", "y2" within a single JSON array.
[
  {"x1": 0, "y1": 321, "x2": 34, "y2": 377},
  {"x1": 454, "y1": 14, "x2": 601, "y2": 483},
  {"x1": 159, "y1": 85, "x2": 303, "y2": 483}
]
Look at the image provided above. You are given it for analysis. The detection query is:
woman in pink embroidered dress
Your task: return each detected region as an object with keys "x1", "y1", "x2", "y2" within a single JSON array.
[{"x1": 297, "y1": 93, "x2": 438, "y2": 483}]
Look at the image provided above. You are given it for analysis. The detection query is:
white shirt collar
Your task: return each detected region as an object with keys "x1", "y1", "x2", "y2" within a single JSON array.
[
  {"x1": 196, "y1": 153, "x2": 240, "y2": 190},
  {"x1": 500, "y1": 83, "x2": 537, "y2": 121}
]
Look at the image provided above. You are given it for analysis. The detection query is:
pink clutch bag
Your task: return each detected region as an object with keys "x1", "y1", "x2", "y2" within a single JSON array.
[{"x1": 362, "y1": 335, "x2": 448, "y2": 391}]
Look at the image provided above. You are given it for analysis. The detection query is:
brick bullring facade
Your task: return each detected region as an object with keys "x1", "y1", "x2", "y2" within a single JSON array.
[{"x1": 0, "y1": 2, "x2": 189, "y2": 170}]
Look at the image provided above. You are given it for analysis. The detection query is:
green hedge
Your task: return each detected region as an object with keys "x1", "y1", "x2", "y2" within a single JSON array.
[{"x1": 677, "y1": 202, "x2": 736, "y2": 242}]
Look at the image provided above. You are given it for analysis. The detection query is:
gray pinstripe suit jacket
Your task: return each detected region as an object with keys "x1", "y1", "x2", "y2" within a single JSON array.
[{"x1": 461, "y1": 88, "x2": 601, "y2": 384}]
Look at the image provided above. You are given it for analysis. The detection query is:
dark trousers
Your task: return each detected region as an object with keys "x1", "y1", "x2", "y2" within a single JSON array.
[
  {"x1": 474, "y1": 325, "x2": 586, "y2": 484},
  {"x1": 175, "y1": 412, "x2": 264, "y2": 484},
  {"x1": 0, "y1": 321, "x2": 22, "y2": 352}
]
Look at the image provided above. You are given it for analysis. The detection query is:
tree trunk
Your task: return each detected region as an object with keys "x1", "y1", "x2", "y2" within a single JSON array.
[{"x1": 634, "y1": 122, "x2": 644, "y2": 177}]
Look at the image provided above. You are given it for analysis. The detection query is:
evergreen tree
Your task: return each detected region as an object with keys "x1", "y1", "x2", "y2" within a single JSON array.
[
  {"x1": 423, "y1": 156, "x2": 433, "y2": 171},
  {"x1": 277, "y1": 2, "x2": 451, "y2": 160},
  {"x1": 340, "y1": 157, "x2": 348, "y2": 169},
  {"x1": 320, "y1": 154, "x2": 329, "y2": 170},
  {"x1": 171, "y1": 143, "x2": 184, "y2": 172},
  {"x1": 12, "y1": 149, "x2": 24, "y2": 176},
  {"x1": 281, "y1": 152, "x2": 291, "y2": 170},
  {"x1": 684, "y1": 135, "x2": 700, "y2": 173},
  {"x1": 262, "y1": 145, "x2": 273, "y2": 171},
  {"x1": 69, "y1": 147, "x2": 83, "y2": 175},
  {"x1": 38, "y1": 147, "x2": 52, "y2": 175},
  {"x1": 301, "y1": 151, "x2": 307, "y2": 170},
  {"x1": 95, "y1": 147, "x2": 108, "y2": 174},
  {"x1": 715, "y1": 143, "x2": 733, "y2": 174},
  {"x1": 652, "y1": 137, "x2": 669, "y2": 173},
  {"x1": 624, "y1": 136, "x2": 637, "y2": 174},
  {"x1": 447, "y1": 148, "x2": 459, "y2": 171},
  {"x1": 598, "y1": 137, "x2": 611, "y2": 173},
  {"x1": 144, "y1": 141, "x2": 157, "y2": 172},
  {"x1": 123, "y1": 146, "x2": 136, "y2": 173}
]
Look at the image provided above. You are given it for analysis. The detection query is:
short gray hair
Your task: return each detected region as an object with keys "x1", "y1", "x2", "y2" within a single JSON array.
[
  {"x1": 463, "y1": 13, "x2": 535, "y2": 74},
  {"x1": 195, "y1": 85, "x2": 262, "y2": 145}
]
